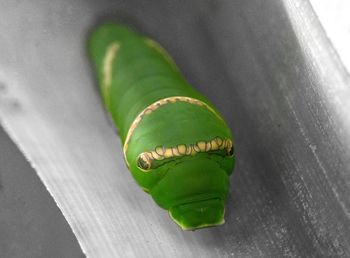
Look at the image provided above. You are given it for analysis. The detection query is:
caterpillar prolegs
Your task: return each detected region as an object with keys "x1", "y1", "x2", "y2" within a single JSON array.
[{"x1": 88, "y1": 23, "x2": 235, "y2": 230}]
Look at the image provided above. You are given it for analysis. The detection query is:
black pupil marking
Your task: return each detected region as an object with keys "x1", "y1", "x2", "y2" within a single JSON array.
[
  {"x1": 228, "y1": 146, "x2": 234, "y2": 157},
  {"x1": 138, "y1": 157, "x2": 150, "y2": 170}
]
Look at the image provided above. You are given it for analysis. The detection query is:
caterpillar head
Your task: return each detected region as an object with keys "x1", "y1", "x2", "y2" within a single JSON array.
[{"x1": 149, "y1": 158, "x2": 230, "y2": 230}]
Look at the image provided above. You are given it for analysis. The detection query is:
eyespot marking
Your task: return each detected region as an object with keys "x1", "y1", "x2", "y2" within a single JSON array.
[
  {"x1": 137, "y1": 153, "x2": 152, "y2": 171},
  {"x1": 136, "y1": 137, "x2": 234, "y2": 171}
]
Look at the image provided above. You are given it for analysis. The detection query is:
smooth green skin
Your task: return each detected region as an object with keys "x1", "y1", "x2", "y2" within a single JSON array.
[{"x1": 88, "y1": 23, "x2": 235, "y2": 230}]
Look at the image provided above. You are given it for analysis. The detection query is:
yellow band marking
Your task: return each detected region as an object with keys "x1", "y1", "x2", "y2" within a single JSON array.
[
  {"x1": 102, "y1": 41, "x2": 120, "y2": 105},
  {"x1": 123, "y1": 96, "x2": 224, "y2": 163},
  {"x1": 144, "y1": 38, "x2": 178, "y2": 70}
]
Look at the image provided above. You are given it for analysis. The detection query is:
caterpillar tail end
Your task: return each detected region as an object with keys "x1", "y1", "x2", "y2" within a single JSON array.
[{"x1": 168, "y1": 198, "x2": 225, "y2": 231}]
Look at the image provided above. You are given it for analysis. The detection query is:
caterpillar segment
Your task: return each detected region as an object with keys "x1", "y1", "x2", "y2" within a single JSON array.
[{"x1": 122, "y1": 95, "x2": 225, "y2": 159}]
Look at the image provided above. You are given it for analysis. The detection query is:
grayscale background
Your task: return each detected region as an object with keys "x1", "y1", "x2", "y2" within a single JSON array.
[{"x1": 0, "y1": 0, "x2": 349, "y2": 257}]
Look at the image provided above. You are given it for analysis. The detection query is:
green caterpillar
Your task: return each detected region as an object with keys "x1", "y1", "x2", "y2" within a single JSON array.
[{"x1": 88, "y1": 22, "x2": 235, "y2": 230}]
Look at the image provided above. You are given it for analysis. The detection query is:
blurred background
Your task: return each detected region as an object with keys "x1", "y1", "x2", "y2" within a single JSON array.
[{"x1": 0, "y1": 0, "x2": 349, "y2": 257}]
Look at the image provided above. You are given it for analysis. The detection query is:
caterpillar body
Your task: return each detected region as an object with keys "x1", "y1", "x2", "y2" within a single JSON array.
[{"x1": 88, "y1": 23, "x2": 235, "y2": 230}]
